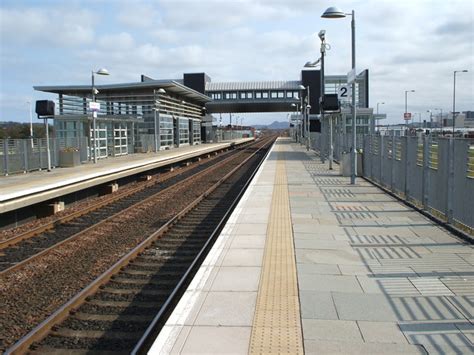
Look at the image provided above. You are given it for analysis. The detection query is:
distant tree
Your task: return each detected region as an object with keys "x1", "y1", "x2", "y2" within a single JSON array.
[{"x1": 0, "y1": 122, "x2": 53, "y2": 139}]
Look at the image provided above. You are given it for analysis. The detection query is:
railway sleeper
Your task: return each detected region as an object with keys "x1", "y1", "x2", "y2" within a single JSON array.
[
  {"x1": 70, "y1": 311, "x2": 155, "y2": 323},
  {"x1": 91, "y1": 291, "x2": 168, "y2": 303},
  {"x1": 35, "y1": 335, "x2": 138, "y2": 353},
  {"x1": 120, "y1": 263, "x2": 190, "y2": 275},
  {"x1": 99, "y1": 286, "x2": 172, "y2": 295},
  {"x1": 106, "y1": 280, "x2": 176, "y2": 291},
  {"x1": 79, "y1": 302, "x2": 159, "y2": 315},
  {"x1": 84, "y1": 299, "x2": 160, "y2": 309}
]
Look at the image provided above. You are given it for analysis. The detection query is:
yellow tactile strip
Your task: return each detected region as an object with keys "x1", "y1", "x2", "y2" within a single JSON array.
[{"x1": 249, "y1": 148, "x2": 304, "y2": 354}]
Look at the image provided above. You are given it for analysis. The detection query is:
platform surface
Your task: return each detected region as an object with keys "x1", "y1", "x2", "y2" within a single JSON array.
[
  {"x1": 0, "y1": 139, "x2": 252, "y2": 212},
  {"x1": 151, "y1": 138, "x2": 474, "y2": 354}
]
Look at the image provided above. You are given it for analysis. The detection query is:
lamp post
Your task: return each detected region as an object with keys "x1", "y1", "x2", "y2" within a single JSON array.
[
  {"x1": 291, "y1": 103, "x2": 299, "y2": 142},
  {"x1": 434, "y1": 108, "x2": 443, "y2": 129},
  {"x1": 376, "y1": 102, "x2": 385, "y2": 132},
  {"x1": 298, "y1": 85, "x2": 306, "y2": 145},
  {"x1": 453, "y1": 70, "x2": 468, "y2": 136},
  {"x1": 91, "y1": 68, "x2": 109, "y2": 163},
  {"x1": 404, "y1": 90, "x2": 415, "y2": 127},
  {"x1": 376, "y1": 102, "x2": 384, "y2": 115},
  {"x1": 322, "y1": 6, "x2": 357, "y2": 184},
  {"x1": 306, "y1": 104, "x2": 312, "y2": 150},
  {"x1": 426, "y1": 110, "x2": 433, "y2": 129}
]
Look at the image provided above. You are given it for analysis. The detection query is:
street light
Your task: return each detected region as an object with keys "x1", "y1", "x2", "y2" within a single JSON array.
[
  {"x1": 426, "y1": 110, "x2": 433, "y2": 129},
  {"x1": 322, "y1": 6, "x2": 357, "y2": 184},
  {"x1": 291, "y1": 103, "x2": 299, "y2": 142},
  {"x1": 298, "y1": 85, "x2": 306, "y2": 145},
  {"x1": 453, "y1": 69, "x2": 468, "y2": 136},
  {"x1": 376, "y1": 102, "x2": 385, "y2": 115},
  {"x1": 91, "y1": 68, "x2": 109, "y2": 163},
  {"x1": 404, "y1": 90, "x2": 415, "y2": 127}
]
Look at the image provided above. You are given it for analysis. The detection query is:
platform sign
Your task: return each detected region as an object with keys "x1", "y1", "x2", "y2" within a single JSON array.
[
  {"x1": 404, "y1": 112, "x2": 412, "y2": 120},
  {"x1": 338, "y1": 85, "x2": 350, "y2": 100},
  {"x1": 347, "y1": 68, "x2": 356, "y2": 84},
  {"x1": 89, "y1": 102, "x2": 100, "y2": 112}
]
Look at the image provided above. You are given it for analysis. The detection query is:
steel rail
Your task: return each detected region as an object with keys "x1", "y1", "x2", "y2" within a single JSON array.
[
  {"x1": 5, "y1": 136, "x2": 275, "y2": 355},
  {"x1": 0, "y1": 146, "x2": 239, "y2": 251},
  {"x1": 132, "y1": 137, "x2": 275, "y2": 354},
  {"x1": 0, "y1": 141, "x2": 257, "y2": 276}
]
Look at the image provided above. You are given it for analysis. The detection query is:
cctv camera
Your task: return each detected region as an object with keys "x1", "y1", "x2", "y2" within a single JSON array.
[
  {"x1": 93, "y1": 88, "x2": 99, "y2": 95},
  {"x1": 318, "y1": 30, "x2": 326, "y2": 40}
]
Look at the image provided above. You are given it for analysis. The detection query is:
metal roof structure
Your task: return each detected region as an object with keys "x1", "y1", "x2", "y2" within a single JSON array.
[
  {"x1": 34, "y1": 80, "x2": 211, "y2": 104},
  {"x1": 206, "y1": 81, "x2": 301, "y2": 91}
]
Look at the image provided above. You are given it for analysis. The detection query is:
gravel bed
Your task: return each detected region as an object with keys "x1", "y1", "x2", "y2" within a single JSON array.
[{"x1": 0, "y1": 146, "x2": 256, "y2": 351}]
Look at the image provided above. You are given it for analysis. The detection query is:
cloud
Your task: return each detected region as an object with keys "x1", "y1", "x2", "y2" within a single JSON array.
[
  {"x1": 0, "y1": 7, "x2": 97, "y2": 47},
  {"x1": 117, "y1": 2, "x2": 161, "y2": 28}
]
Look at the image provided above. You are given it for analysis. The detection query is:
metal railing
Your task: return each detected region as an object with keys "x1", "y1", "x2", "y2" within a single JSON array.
[
  {"x1": 0, "y1": 130, "x2": 253, "y2": 176},
  {"x1": 311, "y1": 132, "x2": 474, "y2": 234}
]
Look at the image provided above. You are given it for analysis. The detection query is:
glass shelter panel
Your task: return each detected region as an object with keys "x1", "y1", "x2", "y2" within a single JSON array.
[{"x1": 159, "y1": 115, "x2": 174, "y2": 149}]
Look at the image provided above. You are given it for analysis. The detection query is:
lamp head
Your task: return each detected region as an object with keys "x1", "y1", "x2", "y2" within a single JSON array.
[
  {"x1": 96, "y1": 68, "x2": 109, "y2": 76},
  {"x1": 306, "y1": 105, "x2": 312, "y2": 109},
  {"x1": 157, "y1": 88, "x2": 166, "y2": 94},
  {"x1": 93, "y1": 88, "x2": 99, "y2": 95},
  {"x1": 298, "y1": 85, "x2": 306, "y2": 90},
  {"x1": 291, "y1": 103, "x2": 297, "y2": 107},
  {"x1": 321, "y1": 6, "x2": 346, "y2": 18},
  {"x1": 304, "y1": 58, "x2": 321, "y2": 67}
]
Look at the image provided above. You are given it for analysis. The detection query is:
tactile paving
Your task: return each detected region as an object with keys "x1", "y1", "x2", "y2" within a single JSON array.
[{"x1": 249, "y1": 148, "x2": 304, "y2": 354}]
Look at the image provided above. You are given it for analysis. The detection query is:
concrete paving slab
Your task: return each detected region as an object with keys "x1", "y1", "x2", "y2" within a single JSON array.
[
  {"x1": 399, "y1": 322, "x2": 473, "y2": 348},
  {"x1": 302, "y1": 319, "x2": 363, "y2": 342},
  {"x1": 357, "y1": 276, "x2": 420, "y2": 295},
  {"x1": 299, "y1": 291, "x2": 339, "y2": 320},
  {"x1": 229, "y1": 235, "x2": 266, "y2": 249},
  {"x1": 358, "y1": 321, "x2": 408, "y2": 344},
  {"x1": 297, "y1": 263, "x2": 341, "y2": 275},
  {"x1": 298, "y1": 274, "x2": 363, "y2": 293},
  {"x1": 304, "y1": 339, "x2": 426, "y2": 354},
  {"x1": 209, "y1": 266, "x2": 261, "y2": 292},
  {"x1": 332, "y1": 292, "x2": 399, "y2": 321},
  {"x1": 388, "y1": 296, "x2": 466, "y2": 322},
  {"x1": 194, "y1": 291, "x2": 257, "y2": 326},
  {"x1": 180, "y1": 326, "x2": 251, "y2": 354},
  {"x1": 221, "y1": 248, "x2": 264, "y2": 267}
]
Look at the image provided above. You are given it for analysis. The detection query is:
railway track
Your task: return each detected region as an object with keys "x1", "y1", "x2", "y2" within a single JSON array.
[
  {"x1": 3, "y1": 136, "x2": 276, "y2": 353},
  {"x1": 0, "y1": 142, "x2": 249, "y2": 274}
]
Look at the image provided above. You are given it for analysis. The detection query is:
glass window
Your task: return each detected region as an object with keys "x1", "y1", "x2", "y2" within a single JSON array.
[
  {"x1": 262, "y1": 92, "x2": 269, "y2": 98},
  {"x1": 247, "y1": 92, "x2": 253, "y2": 99},
  {"x1": 255, "y1": 92, "x2": 262, "y2": 99},
  {"x1": 277, "y1": 91, "x2": 285, "y2": 98},
  {"x1": 286, "y1": 91, "x2": 293, "y2": 98},
  {"x1": 240, "y1": 92, "x2": 246, "y2": 99},
  {"x1": 271, "y1": 91, "x2": 277, "y2": 98}
]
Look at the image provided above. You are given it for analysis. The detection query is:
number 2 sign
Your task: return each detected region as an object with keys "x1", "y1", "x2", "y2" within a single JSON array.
[{"x1": 338, "y1": 85, "x2": 350, "y2": 99}]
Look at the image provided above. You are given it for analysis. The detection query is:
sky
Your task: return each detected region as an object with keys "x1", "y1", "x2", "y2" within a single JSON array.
[{"x1": 0, "y1": 0, "x2": 473, "y2": 126}]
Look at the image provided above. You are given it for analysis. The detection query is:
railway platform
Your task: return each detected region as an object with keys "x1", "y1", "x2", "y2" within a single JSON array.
[
  {"x1": 151, "y1": 138, "x2": 474, "y2": 354},
  {"x1": 0, "y1": 138, "x2": 253, "y2": 216}
]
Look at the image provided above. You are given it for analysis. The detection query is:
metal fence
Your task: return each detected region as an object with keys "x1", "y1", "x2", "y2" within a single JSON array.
[
  {"x1": 1, "y1": 137, "x2": 88, "y2": 175},
  {"x1": 0, "y1": 130, "x2": 253, "y2": 176},
  {"x1": 311, "y1": 132, "x2": 474, "y2": 234}
]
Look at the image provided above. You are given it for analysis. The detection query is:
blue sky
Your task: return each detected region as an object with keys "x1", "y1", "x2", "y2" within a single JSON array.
[{"x1": 1, "y1": 0, "x2": 473, "y2": 125}]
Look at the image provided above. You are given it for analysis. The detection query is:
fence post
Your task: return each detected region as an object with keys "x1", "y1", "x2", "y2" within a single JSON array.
[
  {"x1": 404, "y1": 136, "x2": 409, "y2": 199},
  {"x1": 391, "y1": 135, "x2": 395, "y2": 191},
  {"x1": 3, "y1": 139, "x2": 8, "y2": 176},
  {"x1": 23, "y1": 140, "x2": 28, "y2": 173},
  {"x1": 38, "y1": 138, "x2": 43, "y2": 170},
  {"x1": 422, "y1": 134, "x2": 430, "y2": 209},
  {"x1": 446, "y1": 138, "x2": 454, "y2": 224},
  {"x1": 379, "y1": 135, "x2": 384, "y2": 184}
]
